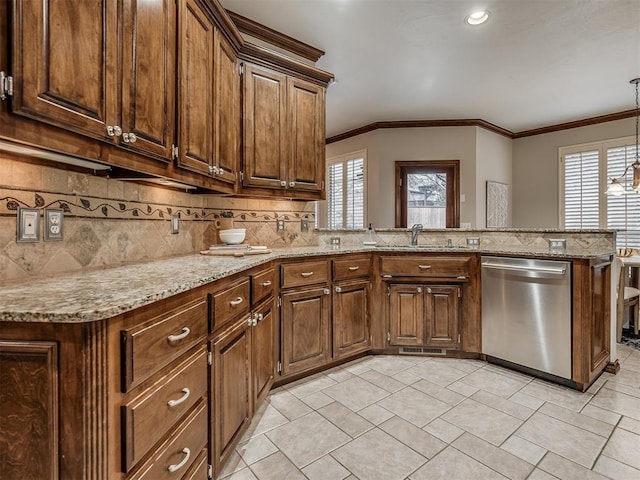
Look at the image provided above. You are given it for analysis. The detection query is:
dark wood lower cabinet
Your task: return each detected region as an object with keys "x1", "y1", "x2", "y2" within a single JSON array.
[
  {"x1": 211, "y1": 316, "x2": 252, "y2": 474},
  {"x1": 333, "y1": 280, "x2": 371, "y2": 358},
  {"x1": 281, "y1": 285, "x2": 331, "y2": 376},
  {"x1": 252, "y1": 298, "x2": 276, "y2": 409},
  {"x1": 387, "y1": 283, "x2": 460, "y2": 349},
  {"x1": 0, "y1": 341, "x2": 58, "y2": 480}
]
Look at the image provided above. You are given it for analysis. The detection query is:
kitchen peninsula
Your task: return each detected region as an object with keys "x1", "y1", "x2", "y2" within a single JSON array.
[{"x1": 0, "y1": 229, "x2": 614, "y2": 480}]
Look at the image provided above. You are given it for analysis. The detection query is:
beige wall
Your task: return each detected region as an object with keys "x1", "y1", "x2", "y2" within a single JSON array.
[
  {"x1": 327, "y1": 126, "x2": 506, "y2": 228},
  {"x1": 475, "y1": 128, "x2": 513, "y2": 228},
  {"x1": 512, "y1": 117, "x2": 636, "y2": 228}
]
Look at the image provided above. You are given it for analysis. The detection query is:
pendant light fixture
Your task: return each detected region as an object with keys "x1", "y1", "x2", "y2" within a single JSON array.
[{"x1": 606, "y1": 78, "x2": 640, "y2": 196}]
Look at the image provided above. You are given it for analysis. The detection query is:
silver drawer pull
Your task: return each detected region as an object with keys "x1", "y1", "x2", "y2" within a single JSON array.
[
  {"x1": 418, "y1": 265, "x2": 431, "y2": 269},
  {"x1": 167, "y1": 388, "x2": 191, "y2": 407},
  {"x1": 167, "y1": 327, "x2": 190, "y2": 342},
  {"x1": 230, "y1": 297, "x2": 244, "y2": 306},
  {"x1": 300, "y1": 272, "x2": 314, "y2": 277},
  {"x1": 348, "y1": 266, "x2": 360, "y2": 271},
  {"x1": 261, "y1": 280, "x2": 272, "y2": 287},
  {"x1": 167, "y1": 447, "x2": 191, "y2": 473}
]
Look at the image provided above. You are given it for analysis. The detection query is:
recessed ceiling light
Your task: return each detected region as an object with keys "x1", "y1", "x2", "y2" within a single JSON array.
[{"x1": 465, "y1": 10, "x2": 490, "y2": 26}]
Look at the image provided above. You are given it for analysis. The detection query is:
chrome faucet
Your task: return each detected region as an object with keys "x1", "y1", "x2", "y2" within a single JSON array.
[{"x1": 411, "y1": 224, "x2": 423, "y2": 246}]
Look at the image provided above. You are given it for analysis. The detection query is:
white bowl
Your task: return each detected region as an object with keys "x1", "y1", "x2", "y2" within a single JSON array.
[{"x1": 219, "y1": 228, "x2": 246, "y2": 245}]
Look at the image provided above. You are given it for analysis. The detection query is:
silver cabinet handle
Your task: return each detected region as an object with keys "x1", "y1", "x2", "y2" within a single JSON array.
[
  {"x1": 280, "y1": 180, "x2": 287, "y2": 187},
  {"x1": 106, "y1": 125, "x2": 122, "y2": 137},
  {"x1": 481, "y1": 262, "x2": 567, "y2": 275},
  {"x1": 218, "y1": 167, "x2": 225, "y2": 175},
  {"x1": 167, "y1": 327, "x2": 190, "y2": 342},
  {"x1": 167, "y1": 447, "x2": 191, "y2": 473},
  {"x1": 335, "y1": 286, "x2": 342, "y2": 293},
  {"x1": 418, "y1": 265, "x2": 431, "y2": 270},
  {"x1": 230, "y1": 297, "x2": 244, "y2": 306},
  {"x1": 248, "y1": 316, "x2": 256, "y2": 326},
  {"x1": 426, "y1": 287, "x2": 432, "y2": 294},
  {"x1": 289, "y1": 181, "x2": 295, "y2": 187},
  {"x1": 261, "y1": 280, "x2": 272, "y2": 287},
  {"x1": 209, "y1": 165, "x2": 216, "y2": 174},
  {"x1": 167, "y1": 388, "x2": 190, "y2": 407},
  {"x1": 324, "y1": 287, "x2": 330, "y2": 295},
  {"x1": 300, "y1": 272, "x2": 314, "y2": 277},
  {"x1": 417, "y1": 287, "x2": 422, "y2": 293},
  {"x1": 348, "y1": 266, "x2": 360, "y2": 271},
  {"x1": 122, "y1": 132, "x2": 137, "y2": 143}
]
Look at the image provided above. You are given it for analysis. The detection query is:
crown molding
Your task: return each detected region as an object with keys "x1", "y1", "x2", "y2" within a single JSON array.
[
  {"x1": 326, "y1": 110, "x2": 637, "y2": 144},
  {"x1": 227, "y1": 10, "x2": 324, "y2": 62}
]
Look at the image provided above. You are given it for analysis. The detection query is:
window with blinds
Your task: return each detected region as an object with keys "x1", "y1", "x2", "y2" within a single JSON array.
[
  {"x1": 560, "y1": 136, "x2": 639, "y2": 248},
  {"x1": 320, "y1": 150, "x2": 366, "y2": 229}
]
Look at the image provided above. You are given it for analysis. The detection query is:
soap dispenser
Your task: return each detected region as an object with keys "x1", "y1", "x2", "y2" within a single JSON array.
[{"x1": 363, "y1": 223, "x2": 377, "y2": 246}]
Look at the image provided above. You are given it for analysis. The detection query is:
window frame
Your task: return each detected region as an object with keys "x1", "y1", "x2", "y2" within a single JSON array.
[{"x1": 317, "y1": 149, "x2": 367, "y2": 229}]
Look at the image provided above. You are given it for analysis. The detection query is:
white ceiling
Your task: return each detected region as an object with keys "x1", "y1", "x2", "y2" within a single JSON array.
[{"x1": 221, "y1": 0, "x2": 640, "y2": 138}]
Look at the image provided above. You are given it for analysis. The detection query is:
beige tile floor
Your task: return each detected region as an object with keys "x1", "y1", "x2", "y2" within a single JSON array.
[{"x1": 218, "y1": 345, "x2": 640, "y2": 480}]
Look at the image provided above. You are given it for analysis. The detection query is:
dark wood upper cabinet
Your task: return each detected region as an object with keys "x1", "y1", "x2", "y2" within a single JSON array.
[
  {"x1": 288, "y1": 77, "x2": 325, "y2": 192},
  {"x1": 10, "y1": 0, "x2": 118, "y2": 140},
  {"x1": 177, "y1": 0, "x2": 215, "y2": 176},
  {"x1": 242, "y1": 63, "x2": 288, "y2": 189},
  {"x1": 121, "y1": 0, "x2": 176, "y2": 160},
  {"x1": 242, "y1": 63, "x2": 326, "y2": 196}
]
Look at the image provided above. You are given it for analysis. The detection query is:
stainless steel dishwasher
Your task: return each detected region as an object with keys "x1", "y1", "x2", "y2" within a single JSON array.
[{"x1": 481, "y1": 256, "x2": 572, "y2": 380}]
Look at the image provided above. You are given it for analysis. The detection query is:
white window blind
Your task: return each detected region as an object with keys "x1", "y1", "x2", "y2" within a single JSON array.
[
  {"x1": 607, "y1": 145, "x2": 640, "y2": 247},
  {"x1": 563, "y1": 150, "x2": 600, "y2": 229},
  {"x1": 320, "y1": 150, "x2": 366, "y2": 229},
  {"x1": 559, "y1": 136, "x2": 639, "y2": 249}
]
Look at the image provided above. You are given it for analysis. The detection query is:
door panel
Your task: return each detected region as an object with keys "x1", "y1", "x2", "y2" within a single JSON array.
[
  {"x1": 177, "y1": 0, "x2": 214, "y2": 175},
  {"x1": 214, "y1": 35, "x2": 239, "y2": 185},
  {"x1": 12, "y1": 0, "x2": 118, "y2": 139},
  {"x1": 121, "y1": 0, "x2": 175, "y2": 160},
  {"x1": 281, "y1": 287, "x2": 331, "y2": 375},
  {"x1": 252, "y1": 300, "x2": 275, "y2": 408},
  {"x1": 388, "y1": 284, "x2": 424, "y2": 346},
  {"x1": 243, "y1": 65, "x2": 287, "y2": 189},
  {"x1": 425, "y1": 285, "x2": 460, "y2": 348},
  {"x1": 333, "y1": 281, "x2": 370, "y2": 358},
  {"x1": 288, "y1": 78, "x2": 325, "y2": 192}
]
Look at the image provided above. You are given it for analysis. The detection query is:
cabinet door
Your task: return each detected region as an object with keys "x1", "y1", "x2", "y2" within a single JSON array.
[
  {"x1": 121, "y1": 0, "x2": 176, "y2": 160},
  {"x1": 252, "y1": 299, "x2": 276, "y2": 409},
  {"x1": 177, "y1": 0, "x2": 215, "y2": 175},
  {"x1": 0, "y1": 341, "x2": 58, "y2": 480},
  {"x1": 425, "y1": 285, "x2": 460, "y2": 348},
  {"x1": 11, "y1": 0, "x2": 118, "y2": 140},
  {"x1": 281, "y1": 286, "x2": 331, "y2": 375},
  {"x1": 333, "y1": 281, "x2": 370, "y2": 359},
  {"x1": 243, "y1": 64, "x2": 287, "y2": 189},
  {"x1": 388, "y1": 284, "x2": 424, "y2": 346},
  {"x1": 214, "y1": 34, "x2": 240, "y2": 186},
  {"x1": 212, "y1": 317, "x2": 251, "y2": 473},
  {"x1": 287, "y1": 77, "x2": 325, "y2": 192}
]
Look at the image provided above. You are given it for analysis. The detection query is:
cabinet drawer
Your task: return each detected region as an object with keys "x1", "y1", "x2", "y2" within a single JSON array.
[
  {"x1": 333, "y1": 256, "x2": 372, "y2": 281},
  {"x1": 211, "y1": 278, "x2": 251, "y2": 331},
  {"x1": 182, "y1": 449, "x2": 208, "y2": 480},
  {"x1": 122, "y1": 348, "x2": 208, "y2": 472},
  {"x1": 281, "y1": 260, "x2": 330, "y2": 289},
  {"x1": 127, "y1": 401, "x2": 208, "y2": 480},
  {"x1": 380, "y1": 256, "x2": 471, "y2": 277},
  {"x1": 122, "y1": 298, "x2": 208, "y2": 392},
  {"x1": 251, "y1": 268, "x2": 275, "y2": 306}
]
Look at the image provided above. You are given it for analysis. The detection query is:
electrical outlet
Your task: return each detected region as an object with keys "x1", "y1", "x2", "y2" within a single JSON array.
[
  {"x1": 277, "y1": 219, "x2": 285, "y2": 232},
  {"x1": 466, "y1": 237, "x2": 480, "y2": 248},
  {"x1": 301, "y1": 218, "x2": 309, "y2": 232},
  {"x1": 549, "y1": 238, "x2": 566, "y2": 250},
  {"x1": 17, "y1": 208, "x2": 39, "y2": 242},
  {"x1": 171, "y1": 215, "x2": 180, "y2": 234},
  {"x1": 44, "y1": 209, "x2": 63, "y2": 241},
  {"x1": 330, "y1": 236, "x2": 341, "y2": 249}
]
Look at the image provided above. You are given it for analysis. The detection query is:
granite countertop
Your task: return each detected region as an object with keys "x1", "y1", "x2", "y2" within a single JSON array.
[{"x1": 0, "y1": 245, "x2": 613, "y2": 324}]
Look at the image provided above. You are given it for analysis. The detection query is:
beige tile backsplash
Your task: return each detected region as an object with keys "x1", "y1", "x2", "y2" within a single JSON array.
[{"x1": 0, "y1": 154, "x2": 316, "y2": 283}]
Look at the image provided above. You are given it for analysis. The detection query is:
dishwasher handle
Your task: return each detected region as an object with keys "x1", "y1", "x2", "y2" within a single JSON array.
[{"x1": 482, "y1": 262, "x2": 567, "y2": 276}]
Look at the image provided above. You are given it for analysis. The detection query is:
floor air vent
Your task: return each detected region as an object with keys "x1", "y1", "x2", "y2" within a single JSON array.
[{"x1": 399, "y1": 347, "x2": 446, "y2": 356}]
